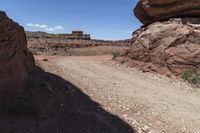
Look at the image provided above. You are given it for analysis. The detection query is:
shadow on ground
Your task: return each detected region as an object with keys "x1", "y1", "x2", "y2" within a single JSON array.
[{"x1": 0, "y1": 67, "x2": 136, "y2": 133}]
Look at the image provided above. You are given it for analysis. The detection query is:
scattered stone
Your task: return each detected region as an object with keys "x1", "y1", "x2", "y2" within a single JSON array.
[{"x1": 142, "y1": 125, "x2": 150, "y2": 132}]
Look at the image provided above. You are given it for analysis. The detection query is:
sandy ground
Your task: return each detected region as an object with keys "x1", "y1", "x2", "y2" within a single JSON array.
[{"x1": 36, "y1": 55, "x2": 200, "y2": 133}]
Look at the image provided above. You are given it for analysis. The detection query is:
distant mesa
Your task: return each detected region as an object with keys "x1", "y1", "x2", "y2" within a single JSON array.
[
  {"x1": 67, "y1": 30, "x2": 91, "y2": 40},
  {"x1": 134, "y1": 0, "x2": 200, "y2": 25},
  {"x1": 26, "y1": 30, "x2": 91, "y2": 40},
  {"x1": 71, "y1": 30, "x2": 90, "y2": 39},
  {"x1": 26, "y1": 30, "x2": 130, "y2": 55}
]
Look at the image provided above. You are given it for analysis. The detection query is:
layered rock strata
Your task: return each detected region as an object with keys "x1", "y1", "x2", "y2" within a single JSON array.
[{"x1": 134, "y1": 0, "x2": 200, "y2": 24}]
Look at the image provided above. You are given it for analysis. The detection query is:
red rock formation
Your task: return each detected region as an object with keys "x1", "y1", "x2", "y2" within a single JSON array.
[
  {"x1": 0, "y1": 11, "x2": 35, "y2": 99},
  {"x1": 134, "y1": 0, "x2": 200, "y2": 24},
  {"x1": 128, "y1": 18, "x2": 200, "y2": 75}
]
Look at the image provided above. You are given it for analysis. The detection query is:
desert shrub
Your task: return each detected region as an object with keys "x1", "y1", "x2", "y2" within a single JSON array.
[
  {"x1": 120, "y1": 60, "x2": 125, "y2": 64},
  {"x1": 181, "y1": 71, "x2": 200, "y2": 85},
  {"x1": 191, "y1": 75, "x2": 200, "y2": 85},
  {"x1": 181, "y1": 71, "x2": 194, "y2": 81},
  {"x1": 112, "y1": 50, "x2": 120, "y2": 60}
]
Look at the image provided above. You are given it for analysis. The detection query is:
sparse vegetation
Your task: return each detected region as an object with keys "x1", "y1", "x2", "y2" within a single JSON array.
[
  {"x1": 181, "y1": 71, "x2": 194, "y2": 81},
  {"x1": 68, "y1": 46, "x2": 125, "y2": 56},
  {"x1": 191, "y1": 75, "x2": 200, "y2": 85},
  {"x1": 120, "y1": 60, "x2": 125, "y2": 64},
  {"x1": 181, "y1": 70, "x2": 200, "y2": 85},
  {"x1": 112, "y1": 50, "x2": 121, "y2": 60},
  {"x1": 31, "y1": 46, "x2": 129, "y2": 56}
]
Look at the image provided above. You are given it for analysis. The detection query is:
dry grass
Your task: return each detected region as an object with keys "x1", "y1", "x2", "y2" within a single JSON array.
[
  {"x1": 66, "y1": 46, "x2": 129, "y2": 56},
  {"x1": 30, "y1": 46, "x2": 129, "y2": 56}
]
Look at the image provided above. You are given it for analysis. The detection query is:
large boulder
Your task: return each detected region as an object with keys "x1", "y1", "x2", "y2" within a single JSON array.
[
  {"x1": 134, "y1": 0, "x2": 200, "y2": 24},
  {"x1": 0, "y1": 11, "x2": 35, "y2": 100},
  {"x1": 128, "y1": 18, "x2": 200, "y2": 75}
]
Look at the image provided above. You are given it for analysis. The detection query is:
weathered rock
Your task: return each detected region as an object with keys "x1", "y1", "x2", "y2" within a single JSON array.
[
  {"x1": 134, "y1": 0, "x2": 200, "y2": 24},
  {"x1": 128, "y1": 18, "x2": 200, "y2": 75},
  {"x1": 0, "y1": 11, "x2": 35, "y2": 98}
]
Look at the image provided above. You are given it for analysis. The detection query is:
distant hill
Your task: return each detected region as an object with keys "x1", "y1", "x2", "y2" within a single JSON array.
[{"x1": 26, "y1": 31, "x2": 131, "y2": 55}]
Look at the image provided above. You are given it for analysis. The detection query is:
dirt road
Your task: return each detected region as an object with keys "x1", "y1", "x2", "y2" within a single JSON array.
[{"x1": 37, "y1": 55, "x2": 200, "y2": 133}]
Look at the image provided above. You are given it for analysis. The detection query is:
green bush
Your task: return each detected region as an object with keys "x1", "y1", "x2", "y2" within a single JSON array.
[
  {"x1": 181, "y1": 71, "x2": 194, "y2": 81},
  {"x1": 181, "y1": 71, "x2": 200, "y2": 85},
  {"x1": 191, "y1": 75, "x2": 200, "y2": 85},
  {"x1": 112, "y1": 50, "x2": 120, "y2": 60}
]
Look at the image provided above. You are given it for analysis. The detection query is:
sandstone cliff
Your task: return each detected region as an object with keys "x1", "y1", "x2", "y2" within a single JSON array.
[{"x1": 134, "y1": 0, "x2": 200, "y2": 25}]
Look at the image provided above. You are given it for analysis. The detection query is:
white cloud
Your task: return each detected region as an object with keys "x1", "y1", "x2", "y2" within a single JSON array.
[
  {"x1": 46, "y1": 28, "x2": 55, "y2": 31},
  {"x1": 27, "y1": 23, "x2": 64, "y2": 32},
  {"x1": 27, "y1": 23, "x2": 48, "y2": 29},
  {"x1": 39, "y1": 24, "x2": 48, "y2": 29},
  {"x1": 27, "y1": 23, "x2": 34, "y2": 26},
  {"x1": 54, "y1": 25, "x2": 64, "y2": 30}
]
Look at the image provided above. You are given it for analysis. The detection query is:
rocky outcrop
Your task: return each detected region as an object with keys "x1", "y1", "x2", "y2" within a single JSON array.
[
  {"x1": 0, "y1": 11, "x2": 35, "y2": 99},
  {"x1": 134, "y1": 0, "x2": 200, "y2": 24},
  {"x1": 127, "y1": 1, "x2": 200, "y2": 75},
  {"x1": 127, "y1": 18, "x2": 200, "y2": 75}
]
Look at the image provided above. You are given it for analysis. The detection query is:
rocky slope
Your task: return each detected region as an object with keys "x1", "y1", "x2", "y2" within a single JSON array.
[
  {"x1": 0, "y1": 11, "x2": 35, "y2": 102},
  {"x1": 125, "y1": 1, "x2": 200, "y2": 75},
  {"x1": 26, "y1": 31, "x2": 130, "y2": 55},
  {"x1": 134, "y1": 0, "x2": 200, "y2": 25}
]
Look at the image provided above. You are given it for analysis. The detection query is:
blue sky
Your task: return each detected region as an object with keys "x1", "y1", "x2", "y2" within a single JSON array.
[{"x1": 0, "y1": 0, "x2": 141, "y2": 40}]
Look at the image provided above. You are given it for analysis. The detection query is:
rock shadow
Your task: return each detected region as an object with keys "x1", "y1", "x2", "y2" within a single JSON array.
[{"x1": 0, "y1": 66, "x2": 136, "y2": 133}]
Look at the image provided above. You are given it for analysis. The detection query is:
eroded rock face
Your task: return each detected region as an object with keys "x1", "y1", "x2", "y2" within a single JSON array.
[
  {"x1": 0, "y1": 11, "x2": 35, "y2": 97},
  {"x1": 128, "y1": 18, "x2": 200, "y2": 75},
  {"x1": 134, "y1": 0, "x2": 200, "y2": 24}
]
